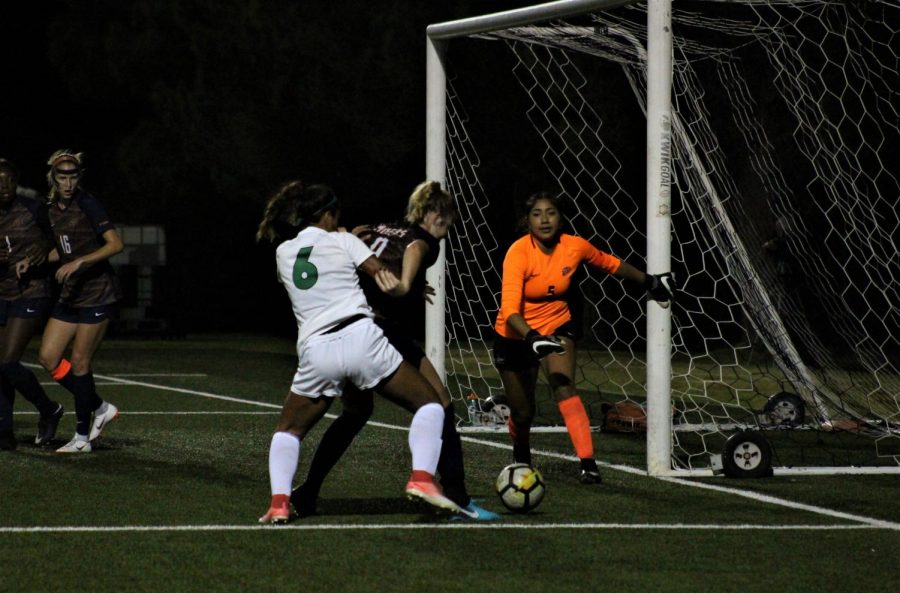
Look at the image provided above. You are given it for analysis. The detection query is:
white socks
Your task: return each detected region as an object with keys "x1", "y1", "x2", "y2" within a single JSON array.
[
  {"x1": 408, "y1": 403, "x2": 444, "y2": 474},
  {"x1": 268, "y1": 431, "x2": 300, "y2": 496}
]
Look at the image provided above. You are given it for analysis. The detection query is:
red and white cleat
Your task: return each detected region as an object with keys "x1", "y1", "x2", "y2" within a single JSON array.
[
  {"x1": 405, "y1": 471, "x2": 461, "y2": 514},
  {"x1": 258, "y1": 494, "x2": 294, "y2": 524}
]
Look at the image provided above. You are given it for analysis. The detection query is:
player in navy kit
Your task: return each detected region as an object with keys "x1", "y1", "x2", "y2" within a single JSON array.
[
  {"x1": 0, "y1": 159, "x2": 63, "y2": 450},
  {"x1": 256, "y1": 180, "x2": 461, "y2": 523},
  {"x1": 292, "y1": 180, "x2": 500, "y2": 520},
  {"x1": 36, "y1": 150, "x2": 124, "y2": 454}
]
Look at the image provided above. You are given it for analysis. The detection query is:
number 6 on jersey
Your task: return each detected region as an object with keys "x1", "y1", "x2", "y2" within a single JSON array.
[{"x1": 293, "y1": 246, "x2": 318, "y2": 289}]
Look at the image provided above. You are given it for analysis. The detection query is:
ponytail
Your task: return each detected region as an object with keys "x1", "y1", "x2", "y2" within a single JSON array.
[
  {"x1": 256, "y1": 180, "x2": 306, "y2": 243},
  {"x1": 256, "y1": 181, "x2": 340, "y2": 243}
]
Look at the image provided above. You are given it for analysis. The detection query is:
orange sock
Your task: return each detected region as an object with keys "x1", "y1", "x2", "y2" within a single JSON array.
[{"x1": 558, "y1": 396, "x2": 594, "y2": 459}]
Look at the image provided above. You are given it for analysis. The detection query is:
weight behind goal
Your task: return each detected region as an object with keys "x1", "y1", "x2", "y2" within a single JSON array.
[{"x1": 426, "y1": 0, "x2": 900, "y2": 475}]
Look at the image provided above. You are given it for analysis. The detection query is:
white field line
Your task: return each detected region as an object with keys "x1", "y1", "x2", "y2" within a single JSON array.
[
  {"x1": 0, "y1": 523, "x2": 885, "y2": 535},
  {"x1": 15, "y1": 368, "x2": 900, "y2": 533}
]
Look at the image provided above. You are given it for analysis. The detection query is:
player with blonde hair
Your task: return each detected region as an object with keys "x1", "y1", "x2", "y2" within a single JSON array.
[{"x1": 37, "y1": 150, "x2": 123, "y2": 453}]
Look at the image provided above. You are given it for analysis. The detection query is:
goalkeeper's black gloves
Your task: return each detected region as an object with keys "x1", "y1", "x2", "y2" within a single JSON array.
[
  {"x1": 645, "y1": 272, "x2": 676, "y2": 306},
  {"x1": 525, "y1": 330, "x2": 566, "y2": 357}
]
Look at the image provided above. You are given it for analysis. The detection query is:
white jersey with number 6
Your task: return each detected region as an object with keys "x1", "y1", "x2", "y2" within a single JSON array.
[{"x1": 275, "y1": 227, "x2": 375, "y2": 347}]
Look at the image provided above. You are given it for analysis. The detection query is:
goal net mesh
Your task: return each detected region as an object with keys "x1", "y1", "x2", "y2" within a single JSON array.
[{"x1": 438, "y1": 0, "x2": 900, "y2": 470}]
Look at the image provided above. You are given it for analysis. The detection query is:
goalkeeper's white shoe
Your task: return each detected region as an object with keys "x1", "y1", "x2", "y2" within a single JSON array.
[
  {"x1": 90, "y1": 402, "x2": 119, "y2": 441},
  {"x1": 56, "y1": 435, "x2": 91, "y2": 454}
]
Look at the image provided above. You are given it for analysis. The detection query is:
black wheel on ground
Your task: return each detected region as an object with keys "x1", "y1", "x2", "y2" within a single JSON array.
[{"x1": 722, "y1": 430, "x2": 773, "y2": 478}]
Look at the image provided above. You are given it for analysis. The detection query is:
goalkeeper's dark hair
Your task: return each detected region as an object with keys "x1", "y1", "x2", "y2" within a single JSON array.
[
  {"x1": 256, "y1": 181, "x2": 340, "y2": 243},
  {"x1": 405, "y1": 180, "x2": 457, "y2": 225},
  {"x1": 517, "y1": 191, "x2": 570, "y2": 234}
]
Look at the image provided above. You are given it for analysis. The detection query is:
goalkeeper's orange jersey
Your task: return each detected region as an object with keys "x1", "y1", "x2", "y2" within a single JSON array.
[{"x1": 494, "y1": 233, "x2": 621, "y2": 338}]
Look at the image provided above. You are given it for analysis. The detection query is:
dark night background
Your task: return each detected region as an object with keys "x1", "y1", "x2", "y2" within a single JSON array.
[{"x1": 0, "y1": 0, "x2": 535, "y2": 336}]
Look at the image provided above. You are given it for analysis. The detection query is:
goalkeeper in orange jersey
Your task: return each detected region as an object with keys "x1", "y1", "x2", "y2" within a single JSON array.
[{"x1": 493, "y1": 192, "x2": 674, "y2": 483}]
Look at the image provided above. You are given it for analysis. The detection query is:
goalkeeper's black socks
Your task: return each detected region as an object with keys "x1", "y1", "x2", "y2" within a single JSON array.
[{"x1": 437, "y1": 403, "x2": 470, "y2": 507}]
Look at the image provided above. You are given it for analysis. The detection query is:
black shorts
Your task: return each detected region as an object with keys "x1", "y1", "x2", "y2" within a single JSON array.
[
  {"x1": 51, "y1": 302, "x2": 118, "y2": 325},
  {"x1": 492, "y1": 319, "x2": 579, "y2": 372},
  {"x1": 374, "y1": 317, "x2": 426, "y2": 368},
  {"x1": 0, "y1": 297, "x2": 52, "y2": 326}
]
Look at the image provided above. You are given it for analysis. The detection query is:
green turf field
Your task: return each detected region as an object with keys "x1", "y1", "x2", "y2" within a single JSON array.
[{"x1": 1, "y1": 335, "x2": 898, "y2": 593}]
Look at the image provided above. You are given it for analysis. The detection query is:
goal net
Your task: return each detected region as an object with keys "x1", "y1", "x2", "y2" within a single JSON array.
[{"x1": 427, "y1": 0, "x2": 900, "y2": 474}]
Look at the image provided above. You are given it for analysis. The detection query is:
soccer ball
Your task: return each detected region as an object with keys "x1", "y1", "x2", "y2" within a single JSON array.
[{"x1": 495, "y1": 463, "x2": 546, "y2": 513}]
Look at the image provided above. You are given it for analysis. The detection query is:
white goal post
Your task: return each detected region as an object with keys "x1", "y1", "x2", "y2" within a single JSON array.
[
  {"x1": 425, "y1": 0, "x2": 900, "y2": 476},
  {"x1": 427, "y1": 0, "x2": 673, "y2": 475}
]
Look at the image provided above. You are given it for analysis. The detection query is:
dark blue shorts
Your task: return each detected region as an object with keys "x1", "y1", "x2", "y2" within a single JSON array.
[
  {"x1": 0, "y1": 297, "x2": 52, "y2": 326},
  {"x1": 51, "y1": 302, "x2": 118, "y2": 325}
]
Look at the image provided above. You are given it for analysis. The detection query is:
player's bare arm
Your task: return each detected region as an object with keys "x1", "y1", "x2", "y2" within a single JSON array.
[{"x1": 394, "y1": 239, "x2": 429, "y2": 297}]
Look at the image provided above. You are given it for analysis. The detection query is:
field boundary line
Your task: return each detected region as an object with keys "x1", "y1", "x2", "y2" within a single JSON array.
[
  {"x1": 0, "y1": 523, "x2": 888, "y2": 534},
  {"x1": 31, "y1": 368, "x2": 898, "y2": 532}
]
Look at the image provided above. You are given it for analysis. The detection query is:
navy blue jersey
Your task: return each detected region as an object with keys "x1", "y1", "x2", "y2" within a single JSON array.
[
  {"x1": 47, "y1": 189, "x2": 122, "y2": 306},
  {"x1": 0, "y1": 196, "x2": 52, "y2": 300},
  {"x1": 356, "y1": 222, "x2": 440, "y2": 338}
]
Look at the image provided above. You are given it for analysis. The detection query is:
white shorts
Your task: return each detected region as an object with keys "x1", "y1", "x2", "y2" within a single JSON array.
[{"x1": 291, "y1": 318, "x2": 403, "y2": 398}]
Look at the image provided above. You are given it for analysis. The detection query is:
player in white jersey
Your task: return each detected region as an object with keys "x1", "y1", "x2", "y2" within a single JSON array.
[{"x1": 255, "y1": 180, "x2": 460, "y2": 523}]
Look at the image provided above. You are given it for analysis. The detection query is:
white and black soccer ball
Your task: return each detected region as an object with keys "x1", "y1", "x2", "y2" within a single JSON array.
[{"x1": 495, "y1": 463, "x2": 546, "y2": 513}]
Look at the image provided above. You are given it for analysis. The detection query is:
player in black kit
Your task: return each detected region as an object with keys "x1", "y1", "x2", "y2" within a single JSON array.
[
  {"x1": 0, "y1": 159, "x2": 63, "y2": 450},
  {"x1": 37, "y1": 150, "x2": 124, "y2": 454},
  {"x1": 292, "y1": 180, "x2": 500, "y2": 520}
]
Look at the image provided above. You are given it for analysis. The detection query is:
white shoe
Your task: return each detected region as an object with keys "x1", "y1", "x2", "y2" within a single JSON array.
[
  {"x1": 90, "y1": 403, "x2": 119, "y2": 441},
  {"x1": 56, "y1": 436, "x2": 92, "y2": 454}
]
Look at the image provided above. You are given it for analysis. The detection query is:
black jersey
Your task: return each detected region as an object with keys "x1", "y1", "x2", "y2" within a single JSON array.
[
  {"x1": 357, "y1": 222, "x2": 440, "y2": 337},
  {"x1": 0, "y1": 196, "x2": 52, "y2": 300},
  {"x1": 47, "y1": 189, "x2": 122, "y2": 306}
]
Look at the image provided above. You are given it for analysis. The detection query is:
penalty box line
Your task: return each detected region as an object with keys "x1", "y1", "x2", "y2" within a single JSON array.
[{"x1": 41, "y1": 369, "x2": 900, "y2": 533}]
